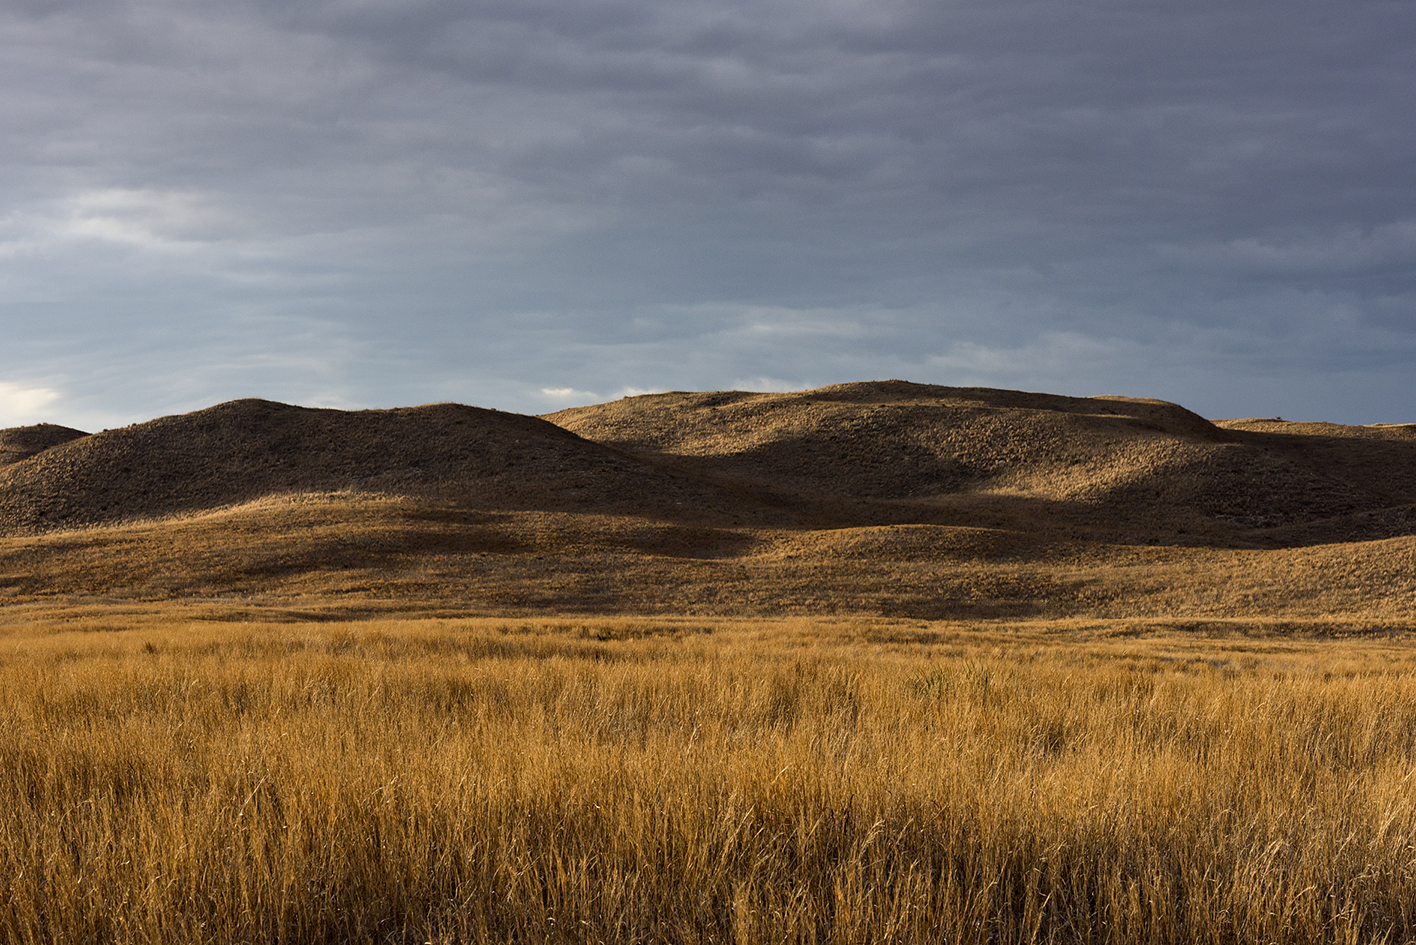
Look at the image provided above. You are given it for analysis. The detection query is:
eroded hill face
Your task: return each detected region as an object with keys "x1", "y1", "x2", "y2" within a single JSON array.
[{"x1": 2, "y1": 381, "x2": 1414, "y2": 622}]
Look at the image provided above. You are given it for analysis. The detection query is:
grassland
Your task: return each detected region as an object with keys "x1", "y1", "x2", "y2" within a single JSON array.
[
  {"x1": 6, "y1": 384, "x2": 1415, "y2": 943},
  {"x1": 4, "y1": 611, "x2": 1415, "y2": 943},
  {"x1": 7, "y1": 383, "x2": 1416, "y2": 621}
]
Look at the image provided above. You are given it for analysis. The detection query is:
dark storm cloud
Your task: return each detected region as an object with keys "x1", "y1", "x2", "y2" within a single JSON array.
[{"x1": 0, "y1": 0, "x2": 1413, "y2": 427}]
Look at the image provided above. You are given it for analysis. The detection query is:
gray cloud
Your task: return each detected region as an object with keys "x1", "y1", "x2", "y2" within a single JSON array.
[{"x1": 1, "y1": 0, "x2": 1413, "y2": 428}]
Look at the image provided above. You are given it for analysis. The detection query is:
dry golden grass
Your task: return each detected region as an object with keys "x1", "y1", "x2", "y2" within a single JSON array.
[
  {"x1": 4, "y1": 611, "x2": 1415, "y2": 943},
  {"x1": 6, "y1": 385, "x2": 1414, "y2": 942},
  {"x1": 5, "y1": 496, "x2": 1416, "y2": 624}
]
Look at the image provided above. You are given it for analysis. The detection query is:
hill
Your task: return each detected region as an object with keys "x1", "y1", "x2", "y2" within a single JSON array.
[
  {"x1": 0, "y1": 423, "x2": 88, "y2": 466},
  {"x1": 2, "y1": 381, "x2": 1414, "y2": 624},
  {"x1": 548, "y1": 381, "x2": 1416, "y2": 546},
  {"x1": 0, "y1": 398, "x2": 749, "y2": 534}
]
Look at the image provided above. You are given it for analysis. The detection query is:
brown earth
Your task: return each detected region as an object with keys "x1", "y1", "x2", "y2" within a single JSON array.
[
  {"x1": 0, "y1": 423, "x2": 88, "y2": 467},
  {"x1": 2, "y1": 381, "x2": 1414, "y2": 626}
]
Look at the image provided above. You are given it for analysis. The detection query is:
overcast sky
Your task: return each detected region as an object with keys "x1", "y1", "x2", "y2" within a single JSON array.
[{"x1": 2, "y1": 0, "x2": 1414, "y2": 429}]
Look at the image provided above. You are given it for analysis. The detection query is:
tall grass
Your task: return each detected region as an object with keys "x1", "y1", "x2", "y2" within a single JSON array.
[{"x1": 2, "y1": 615, "x2": 1415, "y2": 943}]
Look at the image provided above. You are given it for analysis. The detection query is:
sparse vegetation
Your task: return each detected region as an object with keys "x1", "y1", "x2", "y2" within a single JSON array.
[{"x1": 4, "y1": 612, "x2": 1415, "y2": 943}]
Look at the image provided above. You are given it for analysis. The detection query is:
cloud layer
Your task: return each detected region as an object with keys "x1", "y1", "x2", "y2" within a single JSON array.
[{"x1": 2, "y1": 0, "x2": 1413, "y2": 427}]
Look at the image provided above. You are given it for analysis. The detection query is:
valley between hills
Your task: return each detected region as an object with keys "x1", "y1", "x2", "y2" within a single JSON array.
[{"x1": 2, "y1": 379, "x2": 1413, "y2": 630}]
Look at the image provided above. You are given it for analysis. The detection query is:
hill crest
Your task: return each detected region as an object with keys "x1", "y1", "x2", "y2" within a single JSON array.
[
  {"x1": 0, "y1": 422, "x2": 89, "y2": 466},
  {"x1": 4, "y1": 381, "x2": 1416, "y2": 620},
  {"x1": 0, "y1": 397, "x2": 736, "y2": 534},
  {"x1": 4, "y1": 381, "x2": 1415, "y2": 549}
]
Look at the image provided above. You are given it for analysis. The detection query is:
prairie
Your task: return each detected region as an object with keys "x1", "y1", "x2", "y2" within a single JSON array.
[
  {"x1": 4, "y1": 382, "x2": 1416, "y2": 619},
  {"x1": 4, "y1": 382, "x2": 1416, "y2": 942},
  {"x1": 3, "y1": 611, "x2": 1415, "y2": 943}
]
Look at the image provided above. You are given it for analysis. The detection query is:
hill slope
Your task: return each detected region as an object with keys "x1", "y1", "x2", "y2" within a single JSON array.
[
  {"x1": 0, "y1": 423, "x2": 88, "y2": 467},
  {"x1": 2, "y1": 382, "x2": 1414, "y2": 623},
  {"x1": 548, "y1": 381, "x2": 1416, "y2": 547},
  {"x1": 0, "y1": 399, "x2": 748, "y2": 534}
]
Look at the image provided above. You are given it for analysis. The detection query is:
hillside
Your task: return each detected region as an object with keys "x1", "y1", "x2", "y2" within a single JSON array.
[
  {"x1": 0, "y1": 423, "x2": 88, "y2": 467},
  {"x1": 2, "y1": 381, "x2": 1414, "y2": 624},
  {"x1": 0, "y1": 398, "x2": 751, "y2": 534},
  {"x1": 548, "y1": 381, "x2": 1416, "y2": 547}
]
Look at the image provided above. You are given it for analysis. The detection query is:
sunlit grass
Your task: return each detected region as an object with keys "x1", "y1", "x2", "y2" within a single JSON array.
[{"x1": 2, "y1": 613, "x2": 1415, "y2": 943}]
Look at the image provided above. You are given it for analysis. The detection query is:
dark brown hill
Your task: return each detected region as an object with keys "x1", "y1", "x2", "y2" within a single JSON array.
[
  {"x1": 0, "y1": 399, "x2": 747, "y2": 535},
  {"x1": 0, "y1": 423, "x2": 89, "y2": 466}
]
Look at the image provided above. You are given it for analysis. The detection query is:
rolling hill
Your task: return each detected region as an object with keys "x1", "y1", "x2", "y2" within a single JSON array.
[
  {"x1": 0, "y1": 398, "x2": 749, "y2": 534},
  {"x1": 547, "y1": 381, "x2": 1416, "y2": 546},
  {"x1": 0, "y1": 423, "x2": 88, "y2": 467},
  {"x1": 2, "y1": 381, "x2": 1414, "y2": 625}
]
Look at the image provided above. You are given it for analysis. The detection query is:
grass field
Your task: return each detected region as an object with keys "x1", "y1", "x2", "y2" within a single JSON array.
[{"x1": 3, "y1": 611, "x2": 1415, "y2": 943}]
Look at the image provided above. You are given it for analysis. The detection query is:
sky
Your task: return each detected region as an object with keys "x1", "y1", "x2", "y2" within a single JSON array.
[{"x1": 1, "y1": 0, "x2": 1414, "y2": 430}]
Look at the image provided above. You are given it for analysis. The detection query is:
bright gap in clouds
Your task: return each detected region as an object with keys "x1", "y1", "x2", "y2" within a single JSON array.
[
  {"x1": 538, "y1": 387, "x2": 599, "y2": 406},
  {"x1": 0, "y1": 382, "x2": 61, "y2": 427},
  {"x1": 538, "y1": 386, "x2": 668, "y2": 409}
]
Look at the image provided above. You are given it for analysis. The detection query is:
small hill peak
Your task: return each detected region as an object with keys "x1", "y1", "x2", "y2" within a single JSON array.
[{"x1": 0, "y1": 423, "x2": 89, "y2": 466}]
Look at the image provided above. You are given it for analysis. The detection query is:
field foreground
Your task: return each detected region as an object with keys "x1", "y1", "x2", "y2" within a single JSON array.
[{"x1": 3, "y1": 609, "x2": 1416, "y2": 944}]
